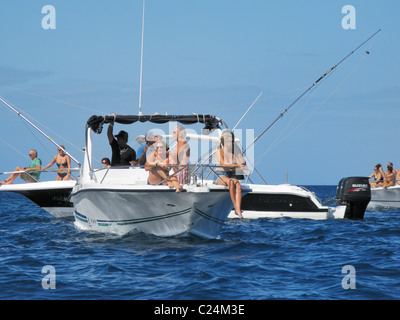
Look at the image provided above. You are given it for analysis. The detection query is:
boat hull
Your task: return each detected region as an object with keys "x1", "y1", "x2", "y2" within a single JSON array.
[
  {"x1": 71, "y1": 185, "x2": 233, "y2": 238},
  {"x1": 368, "y1": 185, "x2": 400, "y2": 209},
  {"x1": 1, "y1": 180, "x2": 347, "y2": 220},
  {"x1": 0, "y1": 180, "x2": 76, "y2": 218},
  {"x1": 229, "y1": 184, "x2": 346, "y2": 219}
]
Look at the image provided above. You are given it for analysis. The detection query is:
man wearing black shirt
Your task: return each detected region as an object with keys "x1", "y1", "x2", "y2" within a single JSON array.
[{"x1": 107, "y1": 120, "x2": 137, "y2": 166}]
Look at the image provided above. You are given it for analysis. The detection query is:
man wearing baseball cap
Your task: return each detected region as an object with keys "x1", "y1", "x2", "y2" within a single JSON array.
[
  {"x1": 107, "y1": 119, "x2": 137, "y2": 166},
  {"x1": 136, "y1": 130, "x2": 160, "y2": 166}
]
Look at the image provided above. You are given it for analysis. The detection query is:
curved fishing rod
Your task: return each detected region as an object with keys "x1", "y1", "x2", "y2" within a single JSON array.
[
  {"x1": 0, "y1": 96, "x2": 81, "y2": 166},
  {"x1": 243, "y1": 29, "x2": 381, "y2": 154}
]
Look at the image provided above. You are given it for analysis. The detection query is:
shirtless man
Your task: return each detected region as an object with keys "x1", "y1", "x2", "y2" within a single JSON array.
[{"x1": 169, "y1": 126, "x2": 190, "y2": 184}]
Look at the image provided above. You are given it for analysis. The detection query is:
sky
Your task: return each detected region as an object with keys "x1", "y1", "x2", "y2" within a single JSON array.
[{"x1": 0, "y1": 0, "x2": 399, "y2": 185}]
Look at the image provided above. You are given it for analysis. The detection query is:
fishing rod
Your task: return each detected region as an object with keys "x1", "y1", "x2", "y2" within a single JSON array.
[
  {"x1": 243, "y1": 29, "x2": 381, "y2": 154},
  {"x1": 232, "y1": 92, "x2": 263, "y2": 130},
  {"x1": 0, "y1": 96, "x2": 81, "y2": 165}
]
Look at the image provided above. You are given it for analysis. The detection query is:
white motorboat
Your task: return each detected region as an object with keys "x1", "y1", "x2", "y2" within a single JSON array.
[
  {"x1": 229, "y1": 183, "x2": 346, "y2": 220},
  {"x1": 368, "y1": 185, "x2": 400, "y2": 210},
  {"x1": 70, "y1": 114, "x2": 243, "y2": 238},
  {"x1": 0, "y1": 95, "x2": 81, "y2": 218},
  {"x1": 0, "y1": 180, "x2": 76, "y2": 218}
]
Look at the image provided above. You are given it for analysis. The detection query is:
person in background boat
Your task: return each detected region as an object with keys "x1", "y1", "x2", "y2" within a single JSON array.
[
  {"x1": 369, "y1": 163, "x2": 384, "y2": 188},
  {"x1": 380, "y1": 164, "x2": 396, "y2": 188},
  {"x1": 145, "y1": 139, "x2": 183, "y2": 192},
  {"x1": 137, "y1": 131, "x2": 159, "y2": 166},
  {"x1": 107, "y1": 119, "x2": 137, "y2": 166},
  {"x1": 101, "y1": 158, "x2": 111, "y2": 168},
  {"x1": 387, "y1": 162, "x2": 400, "y2": 185},
  {"x1": 42, "y1": 145, "x2": 71, "y2": 181},
  {"x1": 396, "y1": 164, "x2": 400, "y2": 185},
  {"x1": 0, "y1": 149, "x2": 42, "y2": 185},
  {"x1": 216, "y1": 130, "x2": 247, "y2": 218},
  {"x1": 169, "y1": 125, "x2": 190, "y2": 185}
]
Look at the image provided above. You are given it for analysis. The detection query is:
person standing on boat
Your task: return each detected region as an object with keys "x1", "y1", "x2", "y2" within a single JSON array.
[
  {"x1": 42, "y1": 145, "x2": 71, "y2": 180},
  {"x1": 145, "y1": 139, "x2": 183, "y2": 192},
  {"x1": 216, "y1": 130, "x2": 247, "y2": 218},
  {"x1": 107, "y1": 120, "x2": 137, "y2": 166},
  {"x1": 169, "y1": 125, "x2": 190, "y2": 184},
  {"x1": 136, "y1": 131, "x2": 158, "y2": 166},
  {"x1": 0, "y1": 149, "x2": 42, "y2": 185}
]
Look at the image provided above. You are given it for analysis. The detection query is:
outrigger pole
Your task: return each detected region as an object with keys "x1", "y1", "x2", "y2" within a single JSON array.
[
  {"x1": 243, "y1": 29, "x2": 381, "y2": 154},
  {"x1": 0, "y1": 96, "x2": 81, "y2": 165},
  {"x1": 138, "y1": 0, "x2": 146, "y2": 115}
]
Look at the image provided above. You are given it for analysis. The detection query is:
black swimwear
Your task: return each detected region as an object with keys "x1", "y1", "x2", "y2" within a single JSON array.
[
  {"x1": 56, "y1": 161, "x2": 68, "y2": 167},
  {"x1": 57, "y1": 172, "x2": 68, "y2": 179}
]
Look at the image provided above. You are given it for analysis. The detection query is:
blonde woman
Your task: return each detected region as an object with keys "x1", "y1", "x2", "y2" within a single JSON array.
[
  {"x1": 42, "y1": 145, "x2": 71, "y2": 180},
  {"x1": 145, "y1": 139, "x2": 183, "y2": 192}
]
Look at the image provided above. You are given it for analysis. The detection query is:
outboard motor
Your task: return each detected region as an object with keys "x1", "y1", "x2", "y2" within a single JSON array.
[{"x1": 336, "y1": 177, "x2": 371, "y2": 219}]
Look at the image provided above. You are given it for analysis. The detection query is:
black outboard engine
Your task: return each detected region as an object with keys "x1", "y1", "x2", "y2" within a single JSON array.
[{"x1": 336, "y1": 177, "x2": 371, "y2": 219}]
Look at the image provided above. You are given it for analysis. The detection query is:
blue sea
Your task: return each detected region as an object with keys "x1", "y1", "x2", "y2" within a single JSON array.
[{"x1": 0, "y1": 185, "x2": 399, "y2": 303}]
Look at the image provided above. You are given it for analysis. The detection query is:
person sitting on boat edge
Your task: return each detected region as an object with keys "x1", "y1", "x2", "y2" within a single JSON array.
[
  {"x1": 137, "y1": 130, "x2": 159, "y2": 166},
  {"x1": 0, "y1": 149, "x2": 42, "y2": 185},
  {"x1": 107, "y1": 119, "x2": 137, "y2": 166},
  {"x1": 386, "y1": 162, "x2": 400, "y2": 185},
  {"x1": 216, "y1": 130, "x2": 247, "y2": 218},
  {"x1": 369, "y1": 163, "x2": 384, "y2": 188},
  {"x1": 42, "y1": 145, "x2": 71, "y2": 180},
  {"x1": 169, "y1": 125, "x2": 190, "y2": 185},
  {"x1": 381, "y1": 164, "x2": 396, "y2": 188},
  {"x1": 145, "y1": 139, "x2": 183, "y2": 192}
]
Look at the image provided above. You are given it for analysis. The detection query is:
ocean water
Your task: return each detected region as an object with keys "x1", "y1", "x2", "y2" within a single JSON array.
[{"x1": 0, "y1": 185, "x2": 399, "y2": 301}]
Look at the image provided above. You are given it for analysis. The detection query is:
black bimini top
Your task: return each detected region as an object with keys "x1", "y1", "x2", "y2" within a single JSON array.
[{"x1": 87, "y1": 114, "x2": 225, "y2": 134}]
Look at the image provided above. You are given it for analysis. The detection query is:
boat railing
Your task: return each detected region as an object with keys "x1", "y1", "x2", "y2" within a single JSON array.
[
  {"x1": 89, "y1": 163, "x2": 246, "y2": 187},
  {"x1": 0, "y1": 168, "x2": 80, "y2": 183}
]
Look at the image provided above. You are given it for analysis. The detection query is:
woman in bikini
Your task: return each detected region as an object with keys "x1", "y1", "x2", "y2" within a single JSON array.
[
  {"x1": 145, "y1": 139, "x2": 183, "y2": 192},
  {"x1": 369, "y1": 163, "x2": 384, "y2": 188},
  {"x1": 381, "y1": 165, "x2": 396, "y2": 188},
  {"x1": 216, "y1": 130, "x2": 247, "y2": 218},
  {"x1": 42, "y1": 145, "x2": 71, "y2": 180}
]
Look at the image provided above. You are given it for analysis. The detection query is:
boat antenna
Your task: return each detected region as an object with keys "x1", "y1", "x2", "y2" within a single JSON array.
[
  {"x1": 243, "y1": 29, "x2": 381, "y2": 154},
  {"x1": 0, "y1": 96, "x2": 81, "y2": 165},
  {"x1": 138, "y1": 0, "x2": 145, "y2": 115}
]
